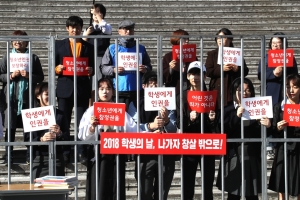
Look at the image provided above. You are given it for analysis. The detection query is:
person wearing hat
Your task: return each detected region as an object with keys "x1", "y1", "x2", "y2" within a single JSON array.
[
  {"x1": 176, "y1": 61, "x2": 217, "y2": 200},
  {"x1": 101, "y1": 19, "x2": 152, "y2": 109},
  {"x1": 127, "y1": 71, "x2": 177, "y2": 200}
]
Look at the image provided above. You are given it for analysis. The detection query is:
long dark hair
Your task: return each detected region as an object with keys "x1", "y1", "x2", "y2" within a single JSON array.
[
  {"x1": 97, "y1": 78, "x2": 114, "y2": 102},
  {"x1": 215, "y1": 28, "x2": 234, "y2": 47},
  {"x1": 231, "y1": 78, "x2": 255, "y2": 102},
  {"x1": 35, "y1": 82, "x2": 48, "y2": 107}
]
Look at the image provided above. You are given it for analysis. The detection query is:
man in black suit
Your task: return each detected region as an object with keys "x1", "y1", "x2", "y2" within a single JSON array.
[{"x1": 55, "y1": 16, "x2": 94, "y2": 164}]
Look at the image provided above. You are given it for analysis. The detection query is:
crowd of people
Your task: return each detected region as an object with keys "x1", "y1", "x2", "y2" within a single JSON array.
[{"x1": 0, "y1": 2, "x2": 300, "y2": 200}]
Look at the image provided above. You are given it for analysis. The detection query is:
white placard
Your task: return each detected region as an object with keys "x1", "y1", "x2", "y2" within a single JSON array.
[
  {"x1": 241, "y1": 96, "x2": 273, "y2": 120},
  {"x1": 9, "y1": 53, "x2": 29, "y2": 72},
  {"x1": 217, "y1": 47, "x2": 242, "y2": 66},
  {"x1": 144, "y1": 87, "x2": 176, "y2": 111},
  {"x1": 118, "y1": 53, "x2": 142, "y2": 71},
  {"x1": 21, "y1": 106, "x2": 56, "y2": 132}
]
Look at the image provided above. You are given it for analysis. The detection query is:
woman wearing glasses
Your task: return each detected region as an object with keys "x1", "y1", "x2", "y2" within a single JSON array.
[{"x1": 257, "y1": 32, "x2": 298, "y2": 160}]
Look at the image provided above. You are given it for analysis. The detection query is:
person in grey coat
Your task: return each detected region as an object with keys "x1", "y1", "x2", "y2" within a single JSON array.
[{"x1": 0, "y1": 30, "x2": 44, "y2": 164}]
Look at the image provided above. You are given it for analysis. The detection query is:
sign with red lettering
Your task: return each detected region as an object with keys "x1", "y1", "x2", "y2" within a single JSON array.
[
  {"x1": 283, "y1": 104, "x2": 300, "y2": 126},
  {"x1": 241, "y1": 96, "x2": 273, "y2": 120},
  {"x1": 9, "y1": 53, "x2": 29, "y2": 72},
  {"x1": 268, "y1": 49, "x2": 294, "y2": 67},
  {"x1": 94, "y1": 102, "x2": 126, "y2": 126},
  {"x1": 100, "y1": 133, "x2": 226, "y2": 155},
  {"x1": 144, "y1": 87, "x2": 176, "y2": 111},
  {"x1": 217, "y1": 47, "x2": 242, "y2": 66},
  {"x1": 172, "y1": 44, "x2": 197, "y2": 62},
  {"x1": 21, "y1": 106, "x2": 56, "y2": 132},
  {"x1": 62, "y1": 57, "x2": 89, "y2": 76},
  {"x1": 187, "y1": 90, "x2": 217, "y2": 113},
  {"x1": 118, "y1": 53, "x2": 142, "y2": 71}
]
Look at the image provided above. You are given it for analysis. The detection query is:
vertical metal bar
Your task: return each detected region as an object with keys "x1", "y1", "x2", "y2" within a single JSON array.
[
  {"x1": 115, "y1": 38, "x2": 120, "y2": 200},
  {"x1": 200, "y1": 36, "x2": 205, "y2": 200},
  {"x1": 240, "y1": 37, "x2": 245, "y2": 200},
  {"x1": 179, "y1": 37, "x2": 184, "y2": 200},
  {"x1": 283, "y1": 37, "x2": 288, "y2": 200},
  {"x1": 28, "y1": 41, "x2": 34, "y2": 182},
  {"x1": 6, "y1": 41, "x2": 11, "y2": 184},
  {"x1": 157, "y1": 35, "x2": 164, "y2": 200},
  {"x1": 72, "y1": 37, "x2": 78, "y2": 200},
  {"x1": 220, "y1": 35, "x2": 225, "y2": 200},
  {"x1": 260, "y1": 35, "x2": 268, "y2": 200},
  {"x1": 94, "y1": 37, "x2": 100, "y2": 200}
]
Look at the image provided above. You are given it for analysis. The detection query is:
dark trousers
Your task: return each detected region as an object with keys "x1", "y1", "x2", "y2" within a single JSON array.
[
  {"x1": 32, "y1": 154, "x2": 65, "y2": 179},
  {"x1": 86, "y1": 154, "x2": 126, "y2": 200},
  {"x1": 135, "y1": 156, "x2": 175, "y2": 200},
  {"x1": 57, "y1": 95, "x2": 89, "y2": 155},
  {"x1": 183, "y1": 155, "x2": 215, "y2": 200}
]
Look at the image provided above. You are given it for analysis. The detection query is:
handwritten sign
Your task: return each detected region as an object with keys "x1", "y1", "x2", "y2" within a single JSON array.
[
  {"x1": 172, "y1": 44, "x2": 196, "y2": 63},
  {"x1": 241, "y1": 96, "x2": 273, "y2": 120},
  {"x1": 268, "y1": 49, "x2": 294, "y2": 67},
  {"x1": 9, "y1": 53, "x2": 29, "y2": 72},
  {"x1": 217, "y1": 47, "x2": 242, "y2": 66},
  {"x1": 101, "y1": 133, "x2": 226, "y2": 155},
  {"x1": 144, "y1": 87, "x2": 176, "y2": 111},
  {"x1": 117, "y1": 53, "x2": 142, "y2": 71},
  {"x1": 187, "y1": 90, "x2": 217, "y2": 113},
  {"x1": 94, "y1": 102, "x2": 126, "y2": 126},
  {"x1": 62, "y1": 57, "x2": 89, "y2": 76},
  {"x1": 283, "y1": 104, "x2": 300, "y2": 126},
  {"x1": 21, "y1": 106, "x2": 56, "y2": 132}
]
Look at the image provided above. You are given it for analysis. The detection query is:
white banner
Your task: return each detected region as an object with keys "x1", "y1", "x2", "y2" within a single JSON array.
[
  {"x1": 241, "y1": 96, "x2": 273, "y2": 120},
  {"x1": 144, "y1": 87, "x2": 176, "y2": 111}
]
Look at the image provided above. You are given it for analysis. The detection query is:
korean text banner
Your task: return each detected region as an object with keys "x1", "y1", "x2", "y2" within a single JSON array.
[
  {"x1": 283, "y1": 104, "x2": 300, "y2": 126},
  {"x1": 217, "y1": 47, "x2": 242, "y2": 66},
  {"x1": 94, "y1": 102, "x2": 126, "y2": 126},
  {"x1": 268, "y1": 49, "x2": 294, "y2": 67},
  {"x1": 10, "y1": 53, "x2": 29, "y2": 72},
  {"x1": 187, "y1": 90, "x2": 217, "y2": 113},
  {"x1": 21, "y1": 106, "x2": 56, "y2": 132},
  {"x1": 241, "y1": 96, "x2": 273, "y2": 120},
  {"x1": 144, "y1": 87, "x2": 176, "y2": 111},
  {"x1": 101, "y1": 133, "x2": 226, "y2": 155},
  {"x1": 172, "y1": 44, "x2": 197, "y2": 63},
  {"x1": 118, "y1": 53, "x2": 142, "y2": 71},
  {"x1": 62, "y1": 57, "x2": 89, "y2": 76}
]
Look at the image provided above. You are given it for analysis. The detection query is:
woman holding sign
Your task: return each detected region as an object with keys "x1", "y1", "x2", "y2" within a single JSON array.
[
  {"x1": 78, "y1": 77, "x2": 137, "y2": 200},
  {"x1": 0, "y1": 30, "x2": 44, "y2": 164},
  {"x1": 205, "y1": 28, "x2": 248, "y2": 109},
  {"x1": 163, "y1": 29, "x2": 195, "y2": 95},
  {"x1": 268, "y1": 74, "x2": 300, "y2": 200},
  {"x1": 30, "y1": 82, "x2": 69, "y2": 179},
  {"x1": 215, "y1": 77, "x2": 271, "y2": 200},
  {"x1": 257, "y1": 32, "x2": 298, "y2": 160}
]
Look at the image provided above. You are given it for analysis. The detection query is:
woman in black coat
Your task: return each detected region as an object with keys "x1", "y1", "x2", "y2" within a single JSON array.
[{"x1": 216, "y1": 78, "x2": 271, "y2": 200}]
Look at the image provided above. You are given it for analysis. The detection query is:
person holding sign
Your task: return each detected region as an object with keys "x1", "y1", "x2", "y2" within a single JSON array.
[
  {"x1": 215, "y1": 78, "x2": 271, "y2": 200},
  {"x1": 176, "y1": 61, "x2": 217, "y2": 200},
  {"x1": 268, "y1": 74, "x2": 300, "y2": 199},
  {"x1": 28, "y1": 82, "x2": 69, "y2": 179},
  {"x1": 206, "y1": 28, "x2": 248, "y2": 109},
  {"x1": 127, "y1": 71, "x2": 177, "y2": 200},
  {"x1": 257, "y1": 32, "x2": 298, "y2": 160},
  {"x1": 101, "y1": 20, "x2": 152, "y2": 108},
  {"x1": 0, "y1": 30, "x2": 44, "y2": 164},
  {"x1": 163, "y1": 29, "x2": 194, "y2": 94},
  {"x1": 78, "y1": 78, "x2": 137, "y2": 200},
  {"x1": 55, "y1": 16, "x2": 95, "y2": 164}
]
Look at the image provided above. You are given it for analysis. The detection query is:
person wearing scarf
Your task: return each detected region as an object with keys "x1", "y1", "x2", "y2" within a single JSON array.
[{"x1": 0, "y1": 30, "x2": 44, "y2": 164}]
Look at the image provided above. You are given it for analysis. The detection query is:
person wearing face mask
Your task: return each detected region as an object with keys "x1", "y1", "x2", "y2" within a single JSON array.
[
  {"x1": 101, "y1": 20, "x2": 152, "y2": 109},
  {"x1": 258, "y1": 32, "x2": 298, "y2": 160},
  {"x1": 0, "y1": 30, "x2": 44, "y2": 165},
  {"x1": 205, "y1": 28, "x2": 249, "y2": 110},
  {"x1": 28, "y1": 82, "x2": 69, "y2": 179}
]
